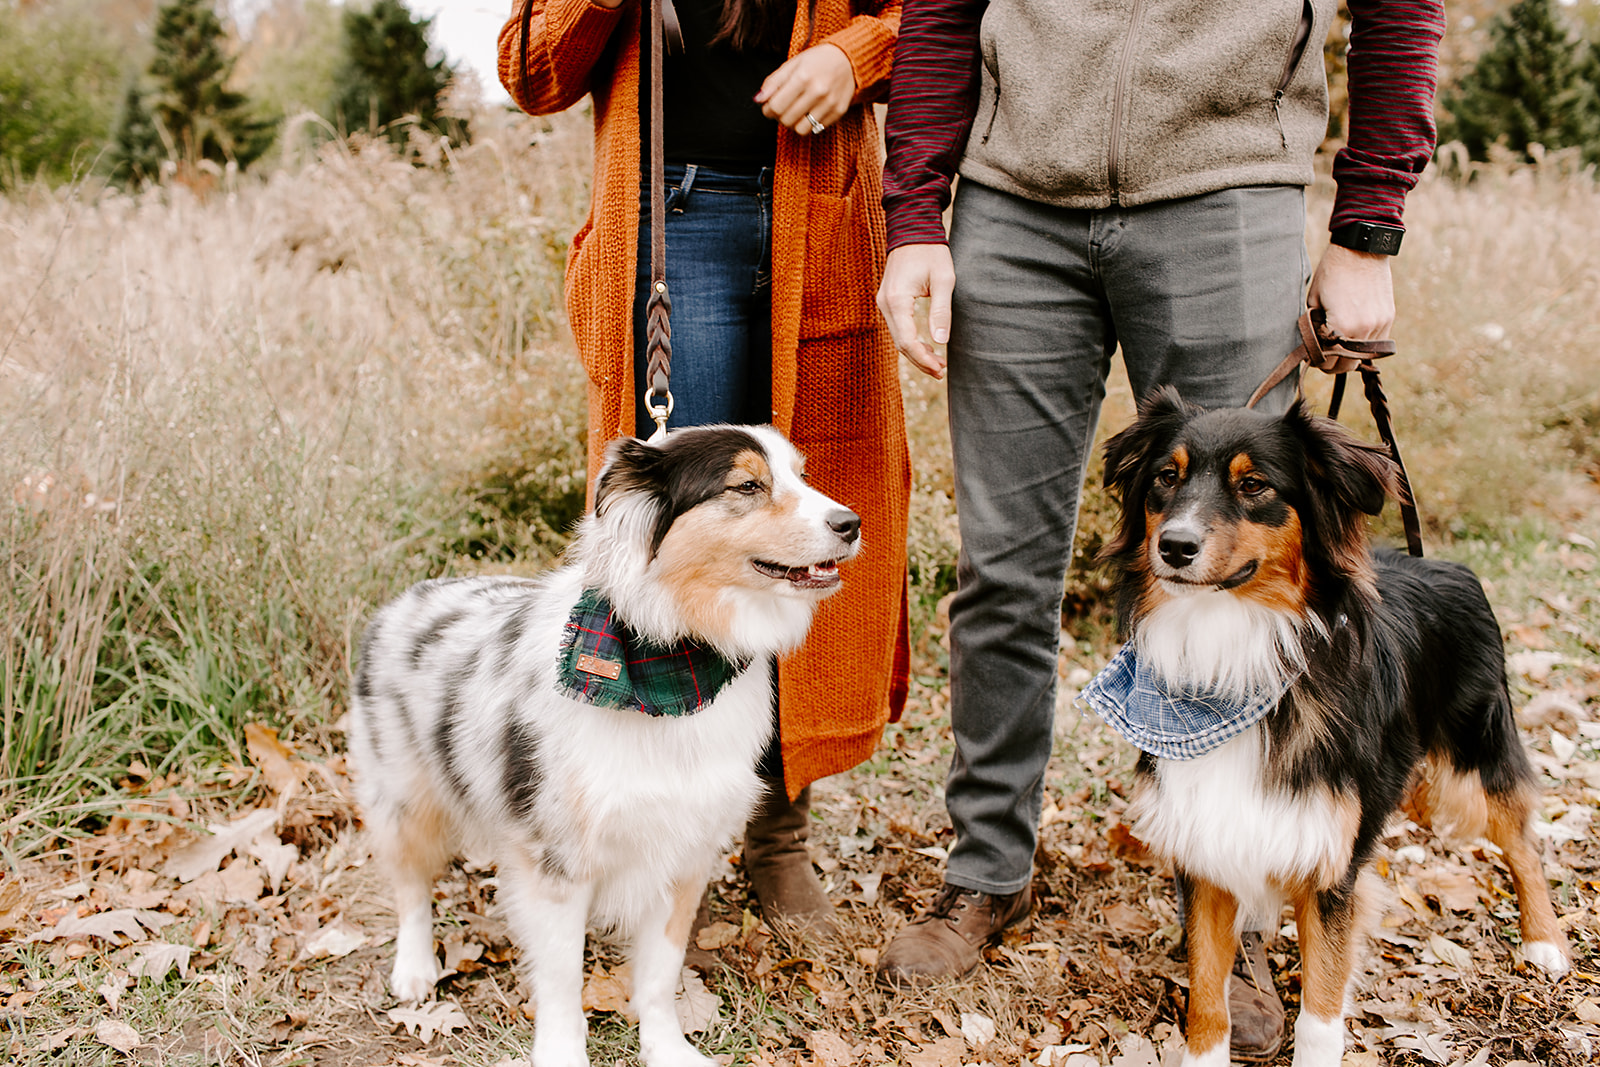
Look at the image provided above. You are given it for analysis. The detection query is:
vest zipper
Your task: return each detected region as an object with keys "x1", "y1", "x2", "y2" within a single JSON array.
[
  {"x1": 1106, "y1": 0, "x2": 1146, "y2": 204},
  {"x1": 980, "y1": 82, "x2": 1001, "y2": 145},
  {"x1": 1273, "y1": 1, "x2": 1315, "y2": 152}
]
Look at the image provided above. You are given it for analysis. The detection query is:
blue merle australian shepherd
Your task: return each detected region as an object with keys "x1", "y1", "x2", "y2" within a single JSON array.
[{"x1": 348, "y1": 426, "x2": 861, "y2": 1067}]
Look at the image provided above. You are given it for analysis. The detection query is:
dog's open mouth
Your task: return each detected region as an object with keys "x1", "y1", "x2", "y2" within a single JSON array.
[{"x1": 751, "y1": 559, "x2": 841, "y2": 589}]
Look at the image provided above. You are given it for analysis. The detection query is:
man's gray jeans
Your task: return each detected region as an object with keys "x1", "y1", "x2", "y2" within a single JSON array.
[{"x1": 942, "y1": 179, "x2": 1306, "y2": 896}]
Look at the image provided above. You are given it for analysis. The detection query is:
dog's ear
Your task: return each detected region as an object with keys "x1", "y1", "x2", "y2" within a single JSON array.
[
  {"x1": 594, "y1": 437, "x2": 666, "y2": 513},
  {"x1": 1103, "y1": 387, "x2": 1197, "y2": 494},
  {"x1": 1100, "y1": 387, "x2": 1197, "y2": 560},
  {"x1": 1286, "y1": 403, "x2": 1401, "y2": 518},
  {"x1": 1285, "y1": 402, "x2": 1403, "y2": 587}
]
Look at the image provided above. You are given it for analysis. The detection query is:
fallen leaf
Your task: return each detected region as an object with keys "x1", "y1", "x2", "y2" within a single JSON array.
[
  {"x1": 183, "y1": 860, "x2": 265, "y2": 908},
  {"x1": 695, "y1": 921, "x2": 741, "y2": 951},
  {"x1": 245, "y1": 722, "x2": 310, "y2": 796},
  {"x1": 163, "y1": 809, "x2": 278, "y2": 883},
  {"x1": 1103, "y1": 901, "x2": 1158, "y2": 937},
  {"x1": 39, "y1": 1028, "x2": 84, "y2": 1051},
  {"x1": 1035, "y1": 1044, "x2": 1093, "y2": 1067},
  {"x1": 300, "y1": 917, "x2": 368, "y2": 960},
  {"x1": 26, "y1": 908, "x2": 161, "y2": 944},
  {"x1": 1392, "y1": 1032, "x2": 1455, "y2": 1064},
  {"x1": 961, "y1": 1012, "x2": 998, "y2": 1049},
  {"x1": 905, "y1": 1036, "x2": 966, "y2": 1067},
  {"x1": 441, "y1": 936, "x2": 484, "y2": 976},
  {"x1": 1426, "y1": 933, "x2": 1474, "y2": 971},
  {"x1": 129, "y1": 942, "x2": 193, "y2": 982},
  {"x1": 97, "y1": 971, "x2": 130, "y2": 1012},
  {"x1": 94, "y1": 1020, "x2": 142, "y2": 1053},
  {"x1": 1112, "y1": 1035, "x2": 1162, "y2": 1067},
  {"x1": 676, "y1": 967, "x2": 720, "y2": 1035},
  {"x1": 1412, "y1": 866, "x2": 1482, "y2": 913},
  {"x1": 807, "y1": 1030, "x2": 856, "y2": 1067},
  {"x1": 582, "y1": 964, "x2": 630, "y2": 1013},
  {"x1": 248, "y1": 834, "x2": 298, "y2": 894},
  {"x1": 387, "y1": 1000, "x2": 469, "y2": 1044}
]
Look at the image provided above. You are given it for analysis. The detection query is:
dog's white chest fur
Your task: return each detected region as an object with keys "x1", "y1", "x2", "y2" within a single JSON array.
[{"x1": 1132, "y1": 729, "x2": 1350, "y2": 920}]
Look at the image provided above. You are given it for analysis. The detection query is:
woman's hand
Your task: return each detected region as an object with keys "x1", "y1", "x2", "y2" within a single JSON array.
[{"x1": 756, "y1": 43, "x2": 855, "y2": 135}]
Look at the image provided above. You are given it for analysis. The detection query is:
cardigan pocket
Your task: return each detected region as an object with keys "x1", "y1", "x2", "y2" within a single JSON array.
[{"x1": 798, "y1": 188, "x2": 880, "y2": 340}]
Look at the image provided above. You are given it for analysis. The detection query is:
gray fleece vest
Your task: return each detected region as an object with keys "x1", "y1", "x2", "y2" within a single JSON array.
[{"x1": 960, "y1": 0, "x2": 1336, "y2": 208}]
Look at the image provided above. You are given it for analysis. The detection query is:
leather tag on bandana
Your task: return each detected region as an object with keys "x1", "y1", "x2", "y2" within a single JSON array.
[{"x1": 575, "y1": 653, "x2": 622, "y2": 680}]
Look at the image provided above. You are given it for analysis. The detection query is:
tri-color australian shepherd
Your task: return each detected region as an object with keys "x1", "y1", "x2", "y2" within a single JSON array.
[
  {"x1": 347, "y1": 426, "x2": 860, "y2": 1067},
  {"x1": 1092, "y1": 388, "x2": 1569, "y2": 1067}
]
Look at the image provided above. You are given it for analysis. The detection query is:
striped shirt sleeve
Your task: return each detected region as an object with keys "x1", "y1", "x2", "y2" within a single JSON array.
[
  {"x1": 881, "y1": 0, "x2": 987, "y2": 251},
  {"x1": 1330, "y1": 0, "x2": 1446, "y2": 231}
]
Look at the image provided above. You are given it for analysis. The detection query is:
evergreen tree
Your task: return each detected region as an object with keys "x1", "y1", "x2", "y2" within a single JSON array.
[
  {"x1": 143, "y1": 0, "x2": 273, "y2": 174},
  {"x1": 109, "y1": 82, "x2": 168, "y2": 189},
  {"x1": 1440, "y1": 0, "x2": 1600, "y2": 164},
  {"x1": 332, "y1": 0, "x2": 468, "y2": 149}
]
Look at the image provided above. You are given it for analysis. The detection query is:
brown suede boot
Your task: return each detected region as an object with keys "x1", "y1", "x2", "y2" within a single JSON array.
[
  {"x1": 1229, "y1": 930, "x2": 1286, "y2": 1061},
  {"x1": 743, "y1": 782, "x2": 839, "y2": 937},
  {"x1": 875, "y1": 884, "x2": 1032, "y2": 988}
]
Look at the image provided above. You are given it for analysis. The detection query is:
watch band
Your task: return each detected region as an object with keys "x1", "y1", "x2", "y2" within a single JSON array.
[{"x1": 1329, "y1": 221, "x2": 1404, "y2": 256}]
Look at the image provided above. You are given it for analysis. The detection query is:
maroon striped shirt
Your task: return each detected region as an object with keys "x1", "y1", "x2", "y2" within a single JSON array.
[{"x1": 882, "y1": 0, "x2": 1446, "y2": 250}]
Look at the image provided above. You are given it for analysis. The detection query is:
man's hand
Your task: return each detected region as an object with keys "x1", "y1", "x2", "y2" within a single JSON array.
[
  {"x1": 876, "y1": 243, "x2": 955, "y2": 379},
  {"x1": 757, "y1": 44, "x2": 855, "y2": 135},
  {"x1": 1307, "y1": 242, "x2": 1395, "y2": 341}
]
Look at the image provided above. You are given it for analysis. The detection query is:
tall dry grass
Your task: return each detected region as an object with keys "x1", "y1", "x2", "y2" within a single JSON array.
[
  {"x1": 3, "y1": 117, "x2": 1598, "y2": 854},
  {"x1": 1, "y1": 111, "x2": 593, "y2": 854}
]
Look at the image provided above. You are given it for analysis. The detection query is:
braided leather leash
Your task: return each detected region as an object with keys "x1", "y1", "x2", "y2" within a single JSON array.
[
  {"x1": 515, "y1": 0, "x2": 680, "y2": 442},
  {"x1": 1247, "y1": 310, "x2": 1424, "y2": 558},
  {"x1": 641, "y1": 0, "x2": 676, "y2": 441}
]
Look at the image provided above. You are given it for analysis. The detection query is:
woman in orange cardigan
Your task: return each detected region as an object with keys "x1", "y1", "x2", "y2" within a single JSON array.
[{"x1": 498, "y1": 0, "x2": 909, "y2": 934}]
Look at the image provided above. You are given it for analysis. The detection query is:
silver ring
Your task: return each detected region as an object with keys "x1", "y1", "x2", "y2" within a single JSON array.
[{"x1": 805, "y1": 112, "x2": 825, "y2": 134}]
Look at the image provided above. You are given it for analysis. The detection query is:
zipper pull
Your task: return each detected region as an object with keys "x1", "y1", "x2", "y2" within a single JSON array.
[{"x1": 1272, "y1": 90, "x2": 1288, "y2": 150}]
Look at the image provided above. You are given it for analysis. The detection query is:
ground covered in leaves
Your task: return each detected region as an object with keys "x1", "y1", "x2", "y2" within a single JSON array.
[{"x1": 4, "y1": 536, "x2": 1599, "y2": 1067}]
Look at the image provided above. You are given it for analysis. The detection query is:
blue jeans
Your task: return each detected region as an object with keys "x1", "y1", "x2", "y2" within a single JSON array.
[
  {"x1": 942, "y1": 181, "x2": 1308, "y2": 896},
  {"x1": 633, "y1": 164, "x2": 783, "y2": 778},
  {"x1": 633, "y1": 164, "x2": 774, "y2": 436}
]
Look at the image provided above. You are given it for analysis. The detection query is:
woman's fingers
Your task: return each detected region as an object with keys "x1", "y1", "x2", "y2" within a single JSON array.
[{"x1": 756, "y1": 43, "x2": 854, "y2": 134}]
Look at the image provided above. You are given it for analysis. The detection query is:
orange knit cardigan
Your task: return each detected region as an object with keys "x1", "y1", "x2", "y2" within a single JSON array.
[{"x1": 498, "y1": 0, "x2": 910, "y2": 798}]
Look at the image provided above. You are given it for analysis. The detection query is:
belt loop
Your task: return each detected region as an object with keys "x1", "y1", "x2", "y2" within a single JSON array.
[{"x1": 668, "y1": 163, "x2": 698, "y2": 214}]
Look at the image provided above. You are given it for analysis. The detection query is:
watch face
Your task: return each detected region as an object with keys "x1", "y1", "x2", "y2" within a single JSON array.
[
  {"x1": 1335, "y1": 223, "x2": 1403, "y2": 256},
  {"x1": 1366, "y1": 228, "x2": 1402, "y2": 255}
]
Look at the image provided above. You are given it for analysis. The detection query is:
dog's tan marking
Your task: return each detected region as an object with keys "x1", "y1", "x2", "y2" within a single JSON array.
[
  {"x1": 1292, "y1": 873, "x2": 1376, "y2": 1022},
  {"x1": 381, "y1": 785, "x2": 455, "y2": 911},
  {"x1": 1403, "y1": 758, "x2": 1489, "y2": 842},
  {"x1": 1484, "y1": 784, "x2": 1569, "y2": 957},
  {"x1": 1233, "y1": 511, "x2": 1308, "y2": 614},
  {"x1": 1182, "y1": 876, "x2": 1238, "y2": 1058}
]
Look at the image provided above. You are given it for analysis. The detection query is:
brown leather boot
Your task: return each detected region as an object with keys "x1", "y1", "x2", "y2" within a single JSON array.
[
  {"x1": 1229, "y1": 930, "x2": 1286, "y2": 1061},
  {"x1": 875, "y1": 884, "x2": 1032, "y2": 988},
  {"x1": 743, "y1": 783, "x2": 838, "y2": 937}
]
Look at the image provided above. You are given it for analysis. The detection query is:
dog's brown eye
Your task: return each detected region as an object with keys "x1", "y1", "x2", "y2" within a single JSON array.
[
  {"x1": 1238, "y1": 476, "x2": 1269, "y2": 496},
  {"x1": 1156, "y1": 467, "x2": 1180, "y2": 488},
  {"x1": 729, "y1": 480, "x2": 763, "y2": 495}
]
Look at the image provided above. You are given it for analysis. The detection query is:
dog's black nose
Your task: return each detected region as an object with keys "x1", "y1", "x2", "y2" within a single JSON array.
[
  {"x1": 827, "y1": 509, "x2": 861, "y2": 544},
  {"x1": 1158, "y1": 527, "x2": 1202, "y2": 568}
]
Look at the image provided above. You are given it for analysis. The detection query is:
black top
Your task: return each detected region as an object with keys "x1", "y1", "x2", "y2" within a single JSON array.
[{"x1": 640, "y1": 0, "x2": 796, "y2": 173}]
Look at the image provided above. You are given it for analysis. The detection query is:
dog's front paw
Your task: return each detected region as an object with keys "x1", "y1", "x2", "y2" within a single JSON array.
[
  {"x1": 1521, "y1": 939, "x2": 1571, "y2": 976},
  {"x1": 389, "y1": 952, "x2": 441, "y2": 1003},
  {"x1": 639, "y1": 1036, "x2": 715, "y2": 1067}
]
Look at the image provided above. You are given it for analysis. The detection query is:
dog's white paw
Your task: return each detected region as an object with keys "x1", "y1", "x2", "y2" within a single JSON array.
[
  {"x1": 1521, "y1": 940, "x2": 1570, "y2": 976},
  {"x1": 1290, "y1": 1013, "x2": 1346, "y2": 1067},
  {"x1": 639, "y1": 1035, "x2": 715, "y2": 1067},
  {"x1": 1178, "y1": 1041, "x2": 1229, "y2": 1067},
  {"x1": 531, "y1": 1031, "x2": 591, "y2": 1067},
  {"x1": 389, "y1": 953, "x2": 441, "y2": 1004}
]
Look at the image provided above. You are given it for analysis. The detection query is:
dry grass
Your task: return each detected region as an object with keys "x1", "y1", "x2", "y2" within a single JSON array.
[{"x1": 1, "y1": 110, "x2": 1598, "y2": 1066}]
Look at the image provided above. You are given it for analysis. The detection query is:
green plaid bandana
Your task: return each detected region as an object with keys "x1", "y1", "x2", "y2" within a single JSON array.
[{"x1": 556, "y1": 589, "x2": 752, "y2": 717}]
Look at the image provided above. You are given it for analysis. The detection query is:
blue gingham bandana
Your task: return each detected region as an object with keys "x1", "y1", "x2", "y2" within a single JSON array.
[{"x1": 1079, "y1": 644, "x2": 1295, "y2": 761}]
